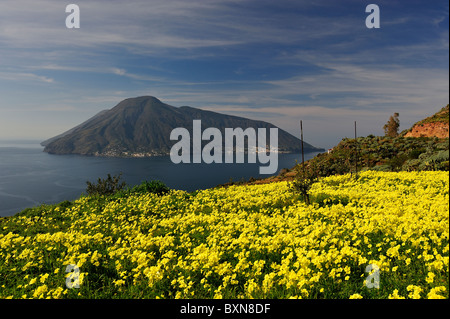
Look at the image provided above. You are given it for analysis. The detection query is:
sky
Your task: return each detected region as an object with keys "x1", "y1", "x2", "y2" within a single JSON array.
[{"x1": 0, "y1": 0, "x2": 448, "y2": 150}]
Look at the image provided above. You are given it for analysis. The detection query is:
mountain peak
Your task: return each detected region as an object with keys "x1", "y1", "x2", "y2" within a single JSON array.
[
  {"x1": 43, "y1": 97, "x2": 324, "y2": 157},
  {"x1": 124, "y1": 95, "x2": 161, "y2": 103},
  {"x1": 114, "y1": 96, "x2": 166, "y2": 109}
]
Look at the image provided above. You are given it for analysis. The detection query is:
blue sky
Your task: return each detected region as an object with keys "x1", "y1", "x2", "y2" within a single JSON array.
[{"x1": 0, "y1": 0, "x2": 448, "y2": 149}]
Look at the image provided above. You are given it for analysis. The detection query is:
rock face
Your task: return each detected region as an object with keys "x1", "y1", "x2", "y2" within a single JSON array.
[
  {"x1": 404, "y1": 105, "x2": 449, "y2": 138},
  {"x1": 404, "y1": 122, "x2": 449, "y2": 138},
  {"x1": 43, "y1": 96, "x2": 324, "y2": 157}
]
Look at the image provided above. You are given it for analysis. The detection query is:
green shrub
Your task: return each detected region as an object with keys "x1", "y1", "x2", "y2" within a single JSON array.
[
  {"x1": 387, "y1": 153, "x2": 408, "y2": 172},
  {"x1": 290, "y1": 161, "x2": 319, "y2": 205},
  {"x1": 86, "y1": 173, "x2": 127, "y2": 196},
  {"x1": 130, "y1": 180, "x2": 170, "y2": 196},
  {"x1": 304, "y1": 136, "x2": 448, "y2": 176},
  {"x1": 369, "y1": 164, "x2": 391, "y2": 172},
  {"x1": 408, "y1": 148, "x2": 425, "y2": 159},
  {"x1": 439, "y1": 161, "x2": 449, "y2": 171},
  {"x1": 402, "y1": 159, "x2": 421, "y2": 172}
]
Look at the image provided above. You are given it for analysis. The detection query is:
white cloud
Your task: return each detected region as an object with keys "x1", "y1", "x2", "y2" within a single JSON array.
[
  {"x1": 0, "y1": 0, "x2": 447, "y2": 147},
  {"x1": 0, "y1": 0, "x2": 358, "y2": 55},
  {"x1": 0, "y1": 71, "x2": 54, "y2": 83},
  {"x1": 111, "y1": 68, "x2": 126, "y2": 76}
]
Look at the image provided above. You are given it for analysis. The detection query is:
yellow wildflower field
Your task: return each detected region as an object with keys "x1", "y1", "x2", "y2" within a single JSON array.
[{"x1": 0, "y1": 171, "x2": 448, "y2": 299}]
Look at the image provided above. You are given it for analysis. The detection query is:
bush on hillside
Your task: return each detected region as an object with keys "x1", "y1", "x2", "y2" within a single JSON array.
[
  {"x1": 290, "y1": 161, "x2": 319, "y2": 205},
  {"x1": 86, "y1": 173, "x2": 127, "y2": 196},
  {"x1": 129, "y1": 180, "x2": 170, "y2": 196},
  {"x1": 300, "y1": 135, "x2": 449, "y2": 178}
]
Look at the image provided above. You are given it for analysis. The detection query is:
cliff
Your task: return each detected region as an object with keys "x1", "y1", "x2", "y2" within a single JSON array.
[{"x1": 404, "y1": 105, "x2": 449, "y2": 138}]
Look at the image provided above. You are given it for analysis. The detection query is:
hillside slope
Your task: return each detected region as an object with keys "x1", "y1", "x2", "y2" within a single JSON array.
[
  {"x1": 241, "y1": 105, "x2": 450, "y2": 186},
  {"x1": 0, "y1": 171, "x2": 448, "y2": 299},
  {"x1": 43, "y1": 96, "x2": 323, "y2": 157},
  {"x1": 404, "y1": 105, "x2": 449, "y2": 138},
  {"x1": 40, "y1": 110, "x2": 109, "y2": 147}
]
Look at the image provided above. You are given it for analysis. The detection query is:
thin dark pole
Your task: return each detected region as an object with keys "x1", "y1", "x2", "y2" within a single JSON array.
[
  {"x1": 354, "y1": 121, "x2": 358, "y2": 176},
  {"x1": 300, "y1": 120, "x2": 305, "y2": 168}
]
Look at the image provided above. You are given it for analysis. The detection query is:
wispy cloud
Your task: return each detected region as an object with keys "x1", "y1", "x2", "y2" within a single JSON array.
[
  {"x1": 0, "y1": 0, "x2": 369, "y2": 58},
  {"x1": 0, "y1": 0, "x2": 448, "y2": 147},
  {"x1": 0, "y1": 71, "x2": 54, "y2": 83}
]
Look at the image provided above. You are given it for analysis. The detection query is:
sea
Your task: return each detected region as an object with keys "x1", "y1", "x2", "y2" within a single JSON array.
[{"x1": 0, "y1": 140, "x2": 321, "y2": 217}]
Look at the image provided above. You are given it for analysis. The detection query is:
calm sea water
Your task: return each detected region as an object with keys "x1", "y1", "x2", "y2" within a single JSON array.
[{"x1": 0, "y1": 140, "x2": 320, "y2": 217}]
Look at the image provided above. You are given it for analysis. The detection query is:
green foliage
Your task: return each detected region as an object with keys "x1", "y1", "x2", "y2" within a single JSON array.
[
  {"x1": 86, "y1": 173, "x2": 127, "y2": 197},
  {"x1": 424, "y1": 150, "x2": 449, "y2": 171},
  {"x1": 1, "y1": 171, "x2": 447, "y2": 299},
  {"x1": 129, "y1": 180, "x2": 170, "y2": 196},
  {"x1": 414, "y1": 104, "x2": 449, "y2": 125},
  {"x1": 368, "y1": 164, "x2": 391, "y2": 172},
  {"x1": 387, "y1": 153, "x2": 409, "y2": 172},
  {"x1": 296, "y1": 136, "x2": 449, "y2": 180},
  {"x1": 401, "y1": 105, "x2": 449, "y2": 136},
  {"x1": 383, "y1": 113, "x2": 400, "y2": 137},
  {"x1": 84, "y1": 173, "x2": 171, "y2": 204},
  {"x1": 289, "y1": 161, "x2": 319, "y2": 204},
  {"x1": 408, "y1": 147, "x2": 425, "y2": 160}
]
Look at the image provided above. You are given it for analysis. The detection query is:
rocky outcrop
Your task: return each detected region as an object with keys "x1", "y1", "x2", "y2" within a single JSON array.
[
  {"x1": 403, "y1": 105, "x2": 449, "y2": 138},
  {"x1": 404, "y1": 122, "x2": 449, "y2": 138}
]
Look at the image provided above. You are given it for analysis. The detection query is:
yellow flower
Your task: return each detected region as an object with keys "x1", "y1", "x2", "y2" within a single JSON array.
[
  {"x1": 349, "y1": 293, "x2": 363, "y2": 299},
  {"x1": 113, "y1": 279, "x2": 125, "y2": 286},
  {"x1": 388, "y1": 289, "x2": 405, "y2": 299},
  {"x1": 0, "y1": 170, "x2": 448, "y2": 299},
  {"x1": 51, "y1": 287, "x2": 64, "y2": 299},
  {"x1": 407, "y1": 285, "x2": 422, "y2": 299},
  {"x1": 40, "y1": 273, "x2": 49, "y2": 283},
  {"x1": 33, "y1": 285, "x2": 48, "y2": 298},
  {"x1": 427, "y1": 286, "x2": 446, "y2": 299},
  {"x1": 425, "y1": 272, "x2": 435, "y2": 284}
]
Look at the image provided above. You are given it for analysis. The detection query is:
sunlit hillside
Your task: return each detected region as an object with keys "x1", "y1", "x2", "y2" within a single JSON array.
[{"x1": 0, "y1": 171, "x2": 448, "y2": 299}]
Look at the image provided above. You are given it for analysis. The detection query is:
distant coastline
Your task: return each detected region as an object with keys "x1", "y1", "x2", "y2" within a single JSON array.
[
  {"x1": 82, "y1": 149, "x2": 315, "y2": 158},
  {"x1": 0, "y1": 139, "x2": 45, "y2": 149}
]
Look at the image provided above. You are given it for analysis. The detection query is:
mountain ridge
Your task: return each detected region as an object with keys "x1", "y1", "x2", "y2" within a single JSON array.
[
  {"x1": 40, "y1": 109, "x2": 109, "y2": 147},
  {"x1": 43, "y1": 96, "x2": 324, "y2": 157}
]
